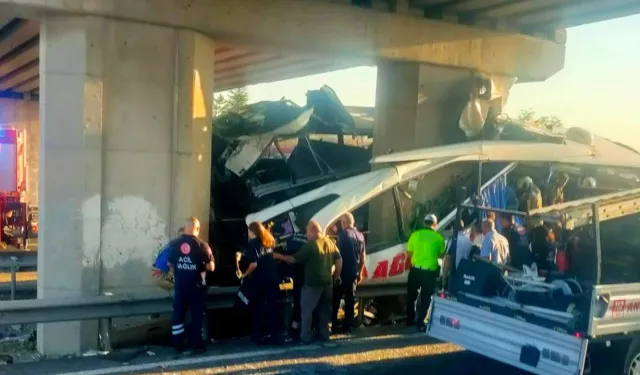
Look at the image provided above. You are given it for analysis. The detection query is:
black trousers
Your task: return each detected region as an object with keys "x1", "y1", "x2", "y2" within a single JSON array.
[
  {"x1": 332, "y1": 276, "x2": 357, "y2": 330},
  {"x1": 250, "y1": 282, "x2": 280, "y2": 342},
  {"x1": 406, "y1": 267, "x2": 438, "y2": 327},
  {"x1": 291, "y1": 273, "x2": 303, "y2": 334}
]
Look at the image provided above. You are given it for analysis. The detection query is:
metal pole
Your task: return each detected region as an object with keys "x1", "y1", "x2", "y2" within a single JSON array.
[
  {"x1": 357, "y1": 298, "x2": 365, "y2": 327},
  {"x1": 592, "y1": 203, "x2": 602, "y2": 285},
  {"x1": 10, "y1": 260, "x2": 17, "y2": 301},
  {"x1": 99, "y1": 318, "x2": 112, "y2": 352},
  {"x1": 477, "y1": 161, "x2": 483, "y2": 196},
  {"x1": 459, "y1": 204, "x2": 527, "y2": 217}
]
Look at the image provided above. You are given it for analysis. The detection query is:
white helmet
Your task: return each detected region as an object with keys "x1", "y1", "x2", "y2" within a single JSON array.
[
  {"x1": 581, "y1": 177, "x2": 596, "y2": 189},
  {"x1": 517, "y1": 176, "x2": 533, "y2": 190}
]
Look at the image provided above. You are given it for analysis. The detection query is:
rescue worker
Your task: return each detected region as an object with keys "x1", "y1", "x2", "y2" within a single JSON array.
[
  {"x1": 167, "y1": 217, "x2": 214, "y2": 354},
  {"x1": 480, "y1": 218, "x2": 510, "y2": 266},
  {"x1": 442, "y1": 220, "x2": 473, "y2": 291},
  {"x1": 238, "y1": 222, "x2": 282, "y2": 345},
  {"x1": 443, "y1": 220, "x2": 473, "y2": 272},
  {"x1": 499, "y1": 214, "x2": 533, "y2": 271},
  {"x1": 274, "y1": 220, "x2": 343, "y2": 344},
  {"x1": 517, "y1": 176, "x2": 542, "y2": 212},
  {"x1": 582, "y1": 176, "x2": 597, "y2": 189},
  {"x1": 332, "y1": 212, "x2": 366, "y2": 334},
  {"x1": 544, "y1": 172, "x2": 570, "y2": 206},
  {"x1": 1, "y1": 210, "x2": 16, "y2": 247},
  {"x1": 530, "y1": 224, "x2": 557, "y2": 276},
  {"x1": 406, "y1": 214, "x2": 445, "y2": 332}
]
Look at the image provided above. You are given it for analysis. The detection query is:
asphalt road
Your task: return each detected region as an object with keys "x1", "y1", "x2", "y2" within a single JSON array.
[{"x1": 3, "y1": 326, "x2": 529, "y2": 375}]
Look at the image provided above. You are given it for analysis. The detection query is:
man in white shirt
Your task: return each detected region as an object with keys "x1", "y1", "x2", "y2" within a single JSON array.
[
  {"x1": 444, "y1": 220, "x2": 474, "y2": 271},
  {"x1": 480, "y1": 219, "x2": 510, "y2": 265}
]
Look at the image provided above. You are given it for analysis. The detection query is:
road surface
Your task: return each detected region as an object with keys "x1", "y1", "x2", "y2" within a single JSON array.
[{"x1": 3, "y1": 326, "x2": 527, "y2": 375}]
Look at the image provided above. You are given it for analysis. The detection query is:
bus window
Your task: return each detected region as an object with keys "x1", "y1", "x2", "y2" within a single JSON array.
[
  {"x1": 291, "y1": 194, "x2": 340, "y2": 231},
  {"x1": 361, "y1": 189, "x2": 402, "y2": 253},
  {"x1": 396, "y1": 164, "x2": 474, "y2": 239}
]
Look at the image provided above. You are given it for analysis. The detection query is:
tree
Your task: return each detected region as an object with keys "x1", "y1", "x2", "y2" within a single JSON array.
[
  {"x1": 226, "y1": 87, "x2": 249, "y2": 113},
  {"x1": 517, "y1": 108, "x2": 563, "y2": 131},
  {"x1": 213, "y1": 87, "x2": 249, "y2": 117},
  {"x1": 213, "y1": 94, "x2": 227, "y2": 117}
]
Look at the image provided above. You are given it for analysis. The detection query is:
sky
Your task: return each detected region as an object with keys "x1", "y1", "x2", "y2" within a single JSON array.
[{"x1": 245, "y1": 14, "x2": 640, "y2": 150}]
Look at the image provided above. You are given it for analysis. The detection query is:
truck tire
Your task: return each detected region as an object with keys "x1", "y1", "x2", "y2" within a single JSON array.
[{"x1": 624, "y1": 339, "x2": 640, "y2": 375}]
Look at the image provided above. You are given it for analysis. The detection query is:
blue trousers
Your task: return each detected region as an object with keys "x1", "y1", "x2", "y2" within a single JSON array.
[{"x1": 172, "y1": 284, "x2": 206, "y2": 351}]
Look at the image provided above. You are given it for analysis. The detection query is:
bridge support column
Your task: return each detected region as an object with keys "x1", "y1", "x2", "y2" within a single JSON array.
[
  {"x1": 369, "y1": 60, "x2": 513, "y2": 246},
  {"x1": 37, "y1": 15, "x2": 214, "y2": 356},
  {"x1": 373, "y1": 61, "x2": 473, "y2": 156}
]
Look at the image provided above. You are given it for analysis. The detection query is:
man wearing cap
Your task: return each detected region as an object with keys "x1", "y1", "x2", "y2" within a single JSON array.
[{"x1": 406, "y1": 213, "x2": 445, "y2": 332}]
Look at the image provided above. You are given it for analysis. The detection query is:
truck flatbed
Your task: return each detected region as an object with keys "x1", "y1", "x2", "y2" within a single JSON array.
[{"x1": 428, "y1": 187, "x2": 640, "y2": 375}]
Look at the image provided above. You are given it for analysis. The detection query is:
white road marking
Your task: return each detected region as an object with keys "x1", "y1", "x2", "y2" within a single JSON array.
[{"x1": 60, "y1": 332, "x2": 425, "y2": 375}]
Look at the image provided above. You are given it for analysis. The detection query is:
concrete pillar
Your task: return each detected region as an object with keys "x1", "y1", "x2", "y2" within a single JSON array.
[
  {"x1": 0, "y1": 98, "x2": 39, "y2": 206},
  {"x1": 369, "y1": 61, "x2": 512, "y2": 245},
  {"x1": 37, "y1": 15, "x2": 214, "y2": 356},
  {"x1": 373, "y1": 61, "x2": 474, "y2": 156}
]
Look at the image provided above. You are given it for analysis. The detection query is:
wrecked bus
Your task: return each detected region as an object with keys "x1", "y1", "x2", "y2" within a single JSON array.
[{"x1": 244, "y1": 133, "x2": 640, "y2": 325}]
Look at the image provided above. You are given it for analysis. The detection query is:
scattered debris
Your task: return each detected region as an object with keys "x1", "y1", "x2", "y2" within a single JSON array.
[
  {"x1": 82, "y1": 350, "x2": 109, "y2": 357},
  {"x1": 0, "y1": 354, "x2": 13, "y2": 365}
]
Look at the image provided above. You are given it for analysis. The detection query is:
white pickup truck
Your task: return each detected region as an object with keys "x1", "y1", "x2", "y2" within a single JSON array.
[{"x1": 428, "y1": 188, "x2": 640, "y2": 375}]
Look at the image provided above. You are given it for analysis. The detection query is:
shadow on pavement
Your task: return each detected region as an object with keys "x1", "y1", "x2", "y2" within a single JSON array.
[{"x1": 2, "y1": 326, "x2": 527, "y2": 375}]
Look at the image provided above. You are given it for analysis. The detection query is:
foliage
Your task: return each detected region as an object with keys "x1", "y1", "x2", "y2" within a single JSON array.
[
  {"x1": 517, "y1": 108, "x2": 563, "y2": 131},
  {"x1": 213, "y1": 87, "x2": 250, "y2": 117}
]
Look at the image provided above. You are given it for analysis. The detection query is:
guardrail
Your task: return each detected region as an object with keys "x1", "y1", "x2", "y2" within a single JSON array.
[
  {"x1": 0, "y1": 283, "x2": 404, "y2": 350},
  {"x1": 0, "y1": 251, "x2": 37, "y2": 300},
  {"x1": 0, "y1": 250, "x2": 38, "y2": 270},
  {"x1": 0, "y1": 284, "x2": 404, "y2": 325}
]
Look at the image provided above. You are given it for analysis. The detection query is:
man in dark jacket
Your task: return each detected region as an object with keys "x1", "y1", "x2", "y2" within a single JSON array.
[
  {"x1": 167, "y1": 217, "x2": 214, "y2": 354},
  {"x1": 499, "y1": 214, "x2": 533, "y2": 271},
  {"x1": 331, "y1": 212, "x2": 366, "y2": 334}
]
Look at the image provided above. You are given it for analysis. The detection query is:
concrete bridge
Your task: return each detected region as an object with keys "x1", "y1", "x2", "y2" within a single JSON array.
[{"x1": 0, "y1": 0, "x2": 639, "y2": 357}]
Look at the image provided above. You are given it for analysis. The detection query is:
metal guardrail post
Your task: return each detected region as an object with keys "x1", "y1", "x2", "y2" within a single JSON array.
[
  {"x1": 10, "y1": 256, "x2": 18, "y2": 301},
  {"x1": 99, "y1": 318, "x2": 112, "y2": 352}
]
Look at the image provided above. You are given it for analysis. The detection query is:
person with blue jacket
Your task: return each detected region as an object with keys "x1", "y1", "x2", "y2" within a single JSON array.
[{"x1": 152, "y1": 227, "x2": 184, "y2": 289}]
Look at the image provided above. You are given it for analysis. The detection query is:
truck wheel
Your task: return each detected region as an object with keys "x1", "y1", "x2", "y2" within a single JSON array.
[
  {"x1": 582, "y1": 352, "x2": 592, "y2": 375},
  {"x1": 624, "y1": 339, "x2": 640, "y2": 375}
]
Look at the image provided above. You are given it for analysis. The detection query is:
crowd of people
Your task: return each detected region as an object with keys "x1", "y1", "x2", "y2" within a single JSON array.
[
  {"x1": 156, "y1": 213, "x2": 369, "y2": 354},
  {"x1": 441, "y1": 172, "x2": 585, "y2": 290},
  {"x1": 155, "y1": 171, "x2": 588, "y2": 355}
]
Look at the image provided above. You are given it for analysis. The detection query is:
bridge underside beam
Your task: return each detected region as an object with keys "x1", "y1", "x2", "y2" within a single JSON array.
[{"x1": 1, "y1": 0, "x2": 564, "y2": 81}]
